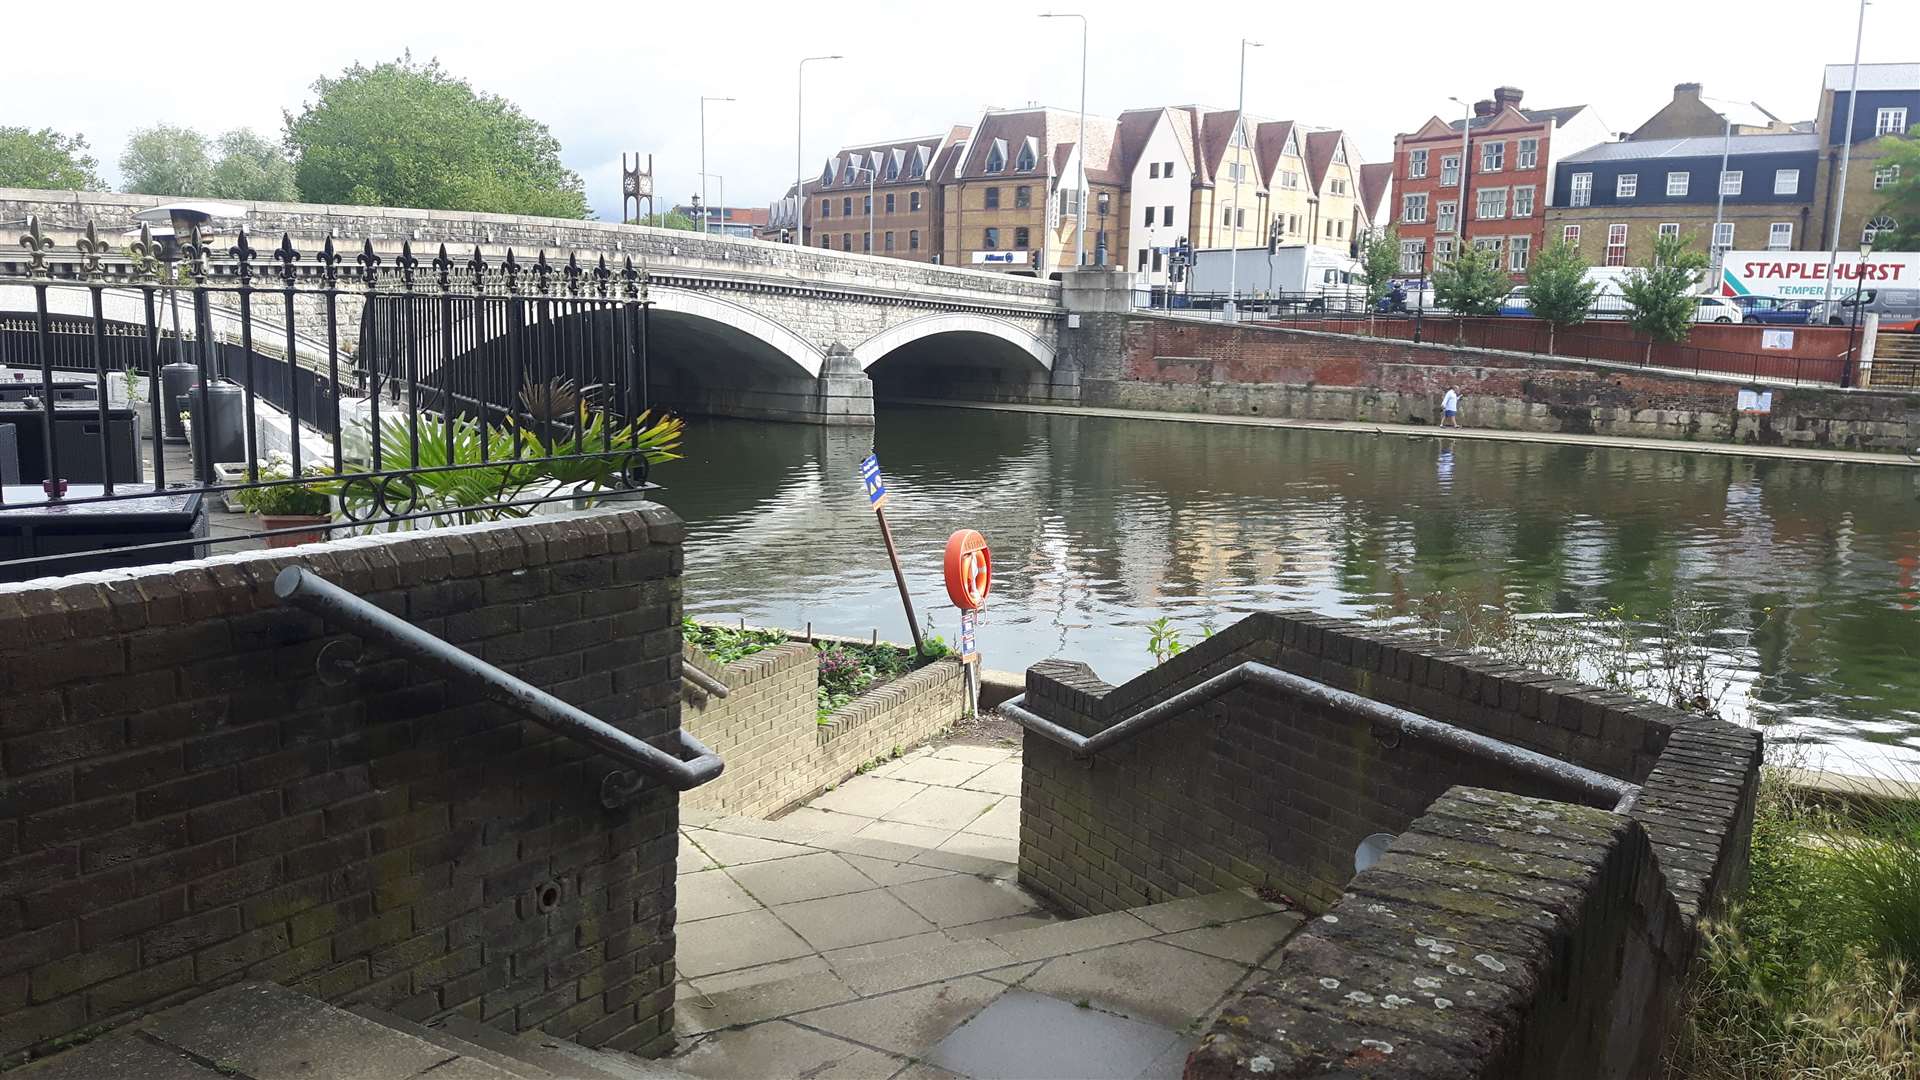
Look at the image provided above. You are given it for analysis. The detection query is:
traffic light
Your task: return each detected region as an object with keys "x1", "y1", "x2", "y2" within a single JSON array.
[
  {"x1": 780, "y1": 228, "x2": 793, "y2": 245},
  {"x1": 1267, "y1": 219, "x2": 1280, "y2": 255}
]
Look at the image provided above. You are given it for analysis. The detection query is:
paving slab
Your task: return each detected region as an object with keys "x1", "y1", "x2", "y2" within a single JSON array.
[
  {"x1": 959, "y1": 761, "x2": 1023, "y2": 797},
  {"x1": 805, "y1": 775, "x2": 927, "y2": 818},
  {"x1": 683, "y1": 829, "x2": 816, "y2": 868},
  {"x1": 979, "y1": 960, "x2": 1045, "y2": 986},
  {"x1": 925, "y1": 830, "x2": 1017, "y2": 867},
  {"x1": 834, "y1": 939, "x2": 1020, "y2": 997},
  {"x1": 887, "y1": 875, "x2": 1044, "y2": 929},
  {"x1": 852, "y1": 818, "x2": 959, "y2": 851},
  {"x1": 886, "y1": 787, "x2": 1003, "y2": 831},
  {"x1": 930, "y1": 745, "x2": 1017, "y2": 766},
  {"x1": 948, "y1": 912, "x2": 1060, "y2": 941},
  {"x1": 925, "y1": 989, "x2": 1186, "y2": 1080},
  {"x1": 774, "y1": 888, "x2": 938, "y2": 952},
  {"x1": 676, "y1": 969, "x2": 858, "y2": 1035},
  {"x1": 886, "y1": 757, "x2": 991, "y2": 787},
  {"x1": 678, "y1": 867, "x2": 762, "y2": 922},
  {"x1": 11, "y1": 1034, "x2": 227, "y2": 1080},
  {"x1": 864, "y1": 746, "x2": 938, "y2": 779},
  {"x1": 677, "y1": 909, "x2": 815, "y2": 978},
  {"x1": 959, "y1": 798, "x2": 1021, "y2": 840},
  {"x1": 988, "y1": 911, "x2": 1158, "y2": 962},
  {"x1": 839, "y1": 853, "x2": 960, "y2": 887},
  {"x1": 1159, "y1": 912, "x2": 1304, "y2": 965},
  {"x1": 140, "y1": 982, "x2": 475, "y2": 1080},
  {"x1": 822, "y1": 931, "x2": 953, "y2": 967},
  {"x1": 673, "y1": 1020, "x2": 903, "y2": 1079},
  {"x1": 1021, "y1": 939, "x2": 1250, "y2": 1030},
  {"x1": 791, "y1": 976, "x2": 1007, "y2": 1057},
  {"x1": 677, "y1": 834, "x2": 716, "y2": 873},
  {"x1": 1129, "y1": 891, "x2": 1284, "y2": 934},
  {"x1": 688, "y1": 953, "x2": 831, "y2": 995},
  {"x1": 774, "y1": 806, "x2": 874, "y2": 836},
  {"x1": 725, "y1": 850, "x2": 878, "y2": 906}
]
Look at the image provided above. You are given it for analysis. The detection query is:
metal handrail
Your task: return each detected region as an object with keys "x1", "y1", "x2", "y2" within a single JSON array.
[
  {"x1": 999, "y1": 662, "x2": 1638, "y2": 814},
  {"x1": 681, "y1": 662, "x2": 730, "y2": 698},
  {"x1": 275, "y1": 567, "x2": 724, "y2": 800}
]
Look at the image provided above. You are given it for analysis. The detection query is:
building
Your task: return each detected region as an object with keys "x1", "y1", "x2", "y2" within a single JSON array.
[
  {"x1": 1304, "y1": 130, "x2": 1365, "y2": 255},
  {"x1": 1356, "y1": 162, "x2": 1393, "y2": 243},
  {"x1": 1629, "y1": 82, "x2": 1804, "y2": 141},
  {"x1": 804, "y1": 127, "x2": 968, "y2": 263},
  {"x1": 939, "y1": 107, "x2": 1122, "y2": 277},
  {"x1": 670, "y1": 204, "x2": 768, "y2": 239},
  {"x1": 1391, "y1": 86, "x2": 1611, "y2": 280},
  {"x1": 1114, "y1": 106, "x2": 1196, "y2": 285},
  {"x1": 1811, "y1": 62, "x2": 1918, "y2": 256}
]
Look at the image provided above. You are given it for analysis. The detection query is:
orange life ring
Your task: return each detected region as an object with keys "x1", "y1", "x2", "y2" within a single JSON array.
[{"x1": 943, "y1": 529, "x2": 992, "y2": 611}]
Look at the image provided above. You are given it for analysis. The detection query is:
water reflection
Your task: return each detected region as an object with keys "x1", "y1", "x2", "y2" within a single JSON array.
[{"x1": 663, "y1": 406, "x2": 1920, "y2": 773}]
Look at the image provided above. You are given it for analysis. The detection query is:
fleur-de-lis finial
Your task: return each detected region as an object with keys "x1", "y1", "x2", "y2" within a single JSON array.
[
  {"x1": 502, "y1": 249, "x2": 521, "y2": 294},
  {"x1": 274, "y1": 234, "x2": 301, "y2": 283},
  {"x1": 533, "y1": 250, "x2": 554, "y2": 295},
  {"x1": 127, "y1": 222, "x2": 161, "y2": 281},
  {"x1": 563, "y1": 252, "x2": 583, "y2": 297},
  {"x1": 432, "y1": 244, "x2": 453, "y2": 290},
  {"x1": 76, "y1": 221, "x2": 110, "y2": 280},
  {"x1": 229, "y1": 226, "x2": 258, "y2": 284},
  {"x1": 18, "y1": 215, "x2": 54, "y2": 277},
  {"x1": 620, "y1": 255, "x2": 639, "y2": 300},
  {"x1": 183, "y1": 223, "x2": 214, "y2": 283},
  {"x1": 467, "y1": 246, "x2": 488, "y2": 293},
  {"x1": 593, "y1": 254, "x2": 612, "y2": 298},
  {"x1": 355, "y1": 239, "x2": 381, "y2": 284},
  {"x1": 396, "y1": 241, "x2": 418, "y2": 289}
]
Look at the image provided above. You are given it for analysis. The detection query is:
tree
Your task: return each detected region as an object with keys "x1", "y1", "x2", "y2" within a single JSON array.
[
  {"x1": 1359, "y1": 227, "x2": 1401, "y2": 306},
  {"x1": 1620, "y1": 233, "x2": 1710, "y2": 363},
  {"x1": 1431, "y1": 246, "x2": 1509, "y2": 340},
  {"x1": 210, "y1": 129, "x2": 297, "y2": 202},
  {"x1": 640, "y1": 211, "x2": 698, "y2": 231},
  {"x1": 1524, "y1": 240, "x2": 1600, "y2": 354},
  {"x1": 284, "y1": 55, "x2": 588, "y2": 218},
  {"x1": 0, "y1": 127, "x2": 104, "y2": 190},
  {"x1": 1868, "y1": 132, "x2": 1919, "y2": 251},
  {"x1": 120, "y1": 124, "x2": 213, "y2": 197}
]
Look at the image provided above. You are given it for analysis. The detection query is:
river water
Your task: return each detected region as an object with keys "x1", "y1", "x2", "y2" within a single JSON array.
[{"x1": 661, "y1": 405, "x2": 1920, "y2": 774}]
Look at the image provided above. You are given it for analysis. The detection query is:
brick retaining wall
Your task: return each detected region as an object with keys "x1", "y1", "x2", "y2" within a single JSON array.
[
  {"x1": 681, "y1": 640, "x2": 966, "y2": 819},
  {"x1": 0, "y1": 508, "x2": 686, "y2": 1065}
]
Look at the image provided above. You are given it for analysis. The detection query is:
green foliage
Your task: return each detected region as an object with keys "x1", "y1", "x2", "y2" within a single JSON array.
[
  {"x1": 1146, "y1": 616, "x2": 1185, "y2": 665},
  {"x1": 1870, "y1": 132, "x2": 1920, "y2": 251},
  {"x1": 1359, "y1": 227, "x2": 1401, "y2": 306},
  {"x1": 1523, "y1": 240, "x2": 1600, "y2": 347},
  {"x1": 1621, "y1": 233, "x2": 1709, "y2": 347},
  {"x1": 640, "y1": 212, "x2": 699, "y2": 231},
  {"x1": 231, "y1": 453, "x2": 333, "y2": 517},
  {"x1": 120, "y1": 124, "x2": 213, "y2": 197},
  {"x1": 0, "y1": 126, "x2": 104, "y2": 190},
  {"x1": 210, "y1": 129, "x2": 297, "y2": 202},
  {"x1": 815, "y1": 639, "x2": 946, "y2": 722},
  {"x1": 285, "y1": 54, "x2": 588, "y2": 218},
  {"x1": 682, "y1": 619, "x2": 787, "y2": 665},
  {"x1": 1431, "y1": 246, "x2": 1509, "y2": 317}
]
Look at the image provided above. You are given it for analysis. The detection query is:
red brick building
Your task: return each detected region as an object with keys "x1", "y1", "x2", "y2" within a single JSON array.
[{"x1": 1390, "y1": 87, "x2": 1611, "y2": 281}]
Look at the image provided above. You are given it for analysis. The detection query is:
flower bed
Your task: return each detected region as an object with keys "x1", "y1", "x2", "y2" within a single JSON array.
[{"x1": 683, "y1": 620, "x2": 950, "y2": 722}]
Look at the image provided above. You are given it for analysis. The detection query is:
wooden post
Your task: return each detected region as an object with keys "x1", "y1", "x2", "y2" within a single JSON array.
[{"x1": 874, "y1": 506, "x2": 926, "y2": 657}]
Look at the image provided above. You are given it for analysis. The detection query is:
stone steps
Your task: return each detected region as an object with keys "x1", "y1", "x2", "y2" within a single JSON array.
[{"x1": 13, "y1": 981, "x2": 689, "y2": 1080}]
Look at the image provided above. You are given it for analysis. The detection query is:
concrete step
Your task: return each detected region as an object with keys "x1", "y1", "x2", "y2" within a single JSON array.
[
  {"x1": 350, "y1": 1005, "x2": 562, "y2": 1079},
  {"x1": 431, "y1": 1015, "x2": 690, "y2": 1080}
]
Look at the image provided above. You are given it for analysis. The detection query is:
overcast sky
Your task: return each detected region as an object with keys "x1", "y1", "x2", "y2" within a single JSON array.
[{"x1": 12, "y1": 0, "x2": 1917, "y2": 223}]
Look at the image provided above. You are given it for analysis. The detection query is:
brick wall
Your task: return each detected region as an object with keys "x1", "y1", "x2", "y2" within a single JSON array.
[
  {"x1": 1089, "y1": 316, "x2": 1918, "y2": 452},
  {"x1": 681, "y1": 639, "x2": 966, "y2": 820},
  {"x1": 0, "y1": 507, "x2": 687, "y2": 1065}
]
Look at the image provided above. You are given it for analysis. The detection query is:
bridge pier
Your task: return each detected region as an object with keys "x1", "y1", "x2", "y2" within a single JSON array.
[{"x1": 816, "y1": 344, "x2": 876, "y2": 426}]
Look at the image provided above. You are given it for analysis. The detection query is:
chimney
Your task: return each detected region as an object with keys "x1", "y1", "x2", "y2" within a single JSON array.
[
  {"x1": 1473, "y1": 99, "x2": 1498, "y2": 118},
  {"x1": 1492, "y1": 86, "x2": 1525, "y2": 110},
  {"x1": 1673, "y1": 82, "x2": 1703, "y2": 102}
]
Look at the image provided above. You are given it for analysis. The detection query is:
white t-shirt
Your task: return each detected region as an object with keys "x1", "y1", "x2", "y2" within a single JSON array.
[{"x1": 1442, "y1": 389, "x2": 1460, "y2": 412}]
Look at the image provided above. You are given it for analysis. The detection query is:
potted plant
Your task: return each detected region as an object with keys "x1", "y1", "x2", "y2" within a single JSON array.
[{"x1": 232, "y1": 453, "x2": 334, "y2": 548}]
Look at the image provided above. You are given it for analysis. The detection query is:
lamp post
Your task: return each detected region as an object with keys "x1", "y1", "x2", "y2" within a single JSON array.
[
  {"x1": 1039, "y1": 13, "x2": 1088, "y2": 270},
  {"x1": 1226, "y1": 38, "x2": 1262, "y2": 320},
  {"x1": 699, "y1": 96, "x2": 734, "y2": 236},
  {"x1": 1447, "y1": 96, "x2": 1473, "y2": 262},
  {"x1": 1699, "y1": 94, "x2": 1765, "y2": 274},
  {"x1": 796, "y1": 56, "x2": 844, "y2": 248},
  {"x1": 1414, "y1": 247, "x2": 1428, "y2": 343},
  {"x1": 1844, "y1": 239, "x2": 1872, "y2": 386},
  {"x1": 1823, "y1": 0, "x2": 1870, "y2": 308},
  {"x1": 701, "y1": 173, "x2": 725, "y2": 236}
]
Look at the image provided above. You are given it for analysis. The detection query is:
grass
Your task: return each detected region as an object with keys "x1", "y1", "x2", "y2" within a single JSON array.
[{"x1": 683, "y1": 620, "x2": 951, "y2": 723}]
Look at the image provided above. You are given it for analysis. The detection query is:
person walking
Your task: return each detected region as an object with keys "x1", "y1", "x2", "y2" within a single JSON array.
[{"x1": 1440, "y1": 386, "x2": 1461, "y2": 428}]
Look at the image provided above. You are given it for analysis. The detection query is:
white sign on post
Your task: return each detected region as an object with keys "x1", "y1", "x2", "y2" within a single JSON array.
[{"x1": 1760, "y1": 329, "x2": 1795, "y2": 351}]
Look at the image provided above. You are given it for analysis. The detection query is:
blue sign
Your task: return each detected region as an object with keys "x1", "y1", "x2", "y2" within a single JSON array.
[{"x1": 859, "y1": 452, "x2": 889, "y2": 509}]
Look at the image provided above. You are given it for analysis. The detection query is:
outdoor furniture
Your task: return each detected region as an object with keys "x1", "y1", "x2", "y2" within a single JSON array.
[
  {"x1": 0, "y1": 403, "x2": 143, "y2": 485},
  {"x1": 0, "y1": 485, "x2": 205, "y2": 582},
  {"x1": 0, "y1": 367, "x2": 95, "y2": 404}
]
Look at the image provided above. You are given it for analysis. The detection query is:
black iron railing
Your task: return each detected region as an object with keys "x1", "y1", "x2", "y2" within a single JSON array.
[{"x1": 0, "y1": 216, "x2": 669, "y2": 580}]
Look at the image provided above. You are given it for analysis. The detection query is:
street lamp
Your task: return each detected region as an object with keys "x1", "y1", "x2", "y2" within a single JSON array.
[
  {"x1": 1844, "y1": 238, "x2": 1872, "y2": 386},
  {"x1": 1225, "y1": 38, "x2": 1262, "y2": 319},
  {"x1": 1447, "y1": 96, "x2": 1473, "y2": 262},
  {"x1": 796, "y1": 55, "x2": 844, "y2": 247},
  {"x1": 1700, "y1": 94, "x2": 1765, "y2": 273},
  {"x1": 701, "y1": 173, "x2": 725, "y2": 236},
  {"x1": 1039, "y1": 13, "x2": 1088, "y2": 270},
  {"x1": 699, "y1": 96, "x2": 734, "y2": 236},
  {"x1": 1823, "y1": 0, "x2": 1871, "y2": 308}
]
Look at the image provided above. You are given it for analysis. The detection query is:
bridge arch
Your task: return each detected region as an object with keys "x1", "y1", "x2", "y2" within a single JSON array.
[
  {"x1": 851, "y1": 312, "x2": 1053, "y2": 373},
  {"x1": 645, "y1": 288, "x2": 822, "y2": 379}
]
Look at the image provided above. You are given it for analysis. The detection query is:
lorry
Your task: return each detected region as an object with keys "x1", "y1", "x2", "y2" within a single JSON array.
[{"x1": 1184, "y1": 244, "x2": 1367, "y2": 311}]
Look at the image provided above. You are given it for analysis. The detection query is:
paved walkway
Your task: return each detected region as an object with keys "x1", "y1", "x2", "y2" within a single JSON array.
[
  {"x1": 670, "y1": 743, "x2": 1304, "y2": 1079},
  {"x1": 892, "y1": 398, "x2": 1920, "y2": 469}
]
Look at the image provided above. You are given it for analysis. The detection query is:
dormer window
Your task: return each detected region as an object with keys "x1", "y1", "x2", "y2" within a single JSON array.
[
  {"x1": 908, "y1": 146, "x2": 928, "y2": 180},
  {"x1": 1016, "y1": 137, "x2": 1038, "y2": 172},
  {"x1": 985, "y1": 139, "x2": 1008, "y2": 174},
  {"x1": 885, "y1": 149, "x2": 902, "y2": 181},
  {"x1": 1332, "y1": 143, "x2": 1346, "y2": 165},
  {"x1": 820, "y1": 161, "x2": 835, "y2": 187}
]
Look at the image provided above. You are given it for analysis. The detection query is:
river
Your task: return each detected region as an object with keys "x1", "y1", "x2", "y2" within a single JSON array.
[{"x1": 660, "y1": 405, "x2": 1920, "y2": 775}]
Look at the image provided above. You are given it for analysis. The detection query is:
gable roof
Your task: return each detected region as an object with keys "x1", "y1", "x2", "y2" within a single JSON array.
[
  {"x1": 1304, "y1": 130, "x2": 1347, "y2": 192},
  {"x1": 819, "y1": 133, "x2": 948, "y2": 189},
  {"x1": 1448, "y1": 103, "x2": 1592, "y2": 132},
  {"x1": 951, "y1": 107, "x2": 1122, "y2": 188},
  {"x1": 1115, "y1": 107, "x2": 1180, "y2": 177},
  {"x1": 1357, "y1": 162, "x2": 1392, "y2": 220},
  {"x1": 1254, "y1": 120, "x2": 1299, "y2": 187}
]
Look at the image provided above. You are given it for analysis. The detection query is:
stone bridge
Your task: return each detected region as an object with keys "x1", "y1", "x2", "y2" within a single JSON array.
[{"x1": 2, "y1": 188, "x2": 1075, "y2": 425}]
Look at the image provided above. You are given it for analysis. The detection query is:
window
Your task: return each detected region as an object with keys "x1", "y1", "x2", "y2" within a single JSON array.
[
  {"x1": 885, "y1": 193, "x2": 896, "y2": 213},
  {"x1": 1570, "y1": 173, "x2": 1592, "y2": 207},
  {"x1": 1162, "y1": 205, "x2": 1173, "y2": 224},
  {"x1": 909, "y1": 229, "x2": 920, "y2": 251},
  {"x1": 1436, "y1": 201, "x2": 1458, "y2": 232},
  {"x1": 1509, "y1": 235, "x2": 1530, "y2": 272},
  {"x1": 1223, "y1": 207, "x2": 1233, "y2": 226},
  {"x1": 1605, "y1": 223, "x2": 1628, "y2": 266},
  {"x1": 1236, "y1": 208, "x2": 1247, "y2": 229},
  {"x1": 863, "y1": 195, "x2": 871, "y2": 215},
  {"x1": 1149, "y1": 162, "x2": 1161, "y2": 179},
  {"x1": 1481, "y1": 141, "x2": 1504, "y2": 172},
  {"x1": 907, "y1": 153, "x2": 925, "y2": 180},
  {"x1": 1476, "y1": 187, "x2": 1508, "y2": 219},
  {"x1": 843, "y1": 197, "x2": 853, "y2": 216},
  {"x1": 1163, "y1": 161, "x2": 1173, "y2": 175},
  {"x1": 1712, "y1": 221, "x2": 1735, "y2": 250},
  {"x1": 1720, "y1": 170, "x2": 1742, "y2": 195},
  {"x1": 1511, "y1": 186, "x2": 1535, "y2": 217},
  {"x1": 1617, "y1": 174, "x2": 1638, "y2": 198},
  {"x1": 862, "y1": 232, "x2": 871, "y2": 252},
  {"x1": 820, "y1": 236, "x2": 831, "y2": 249},
  {"x1": 1409, "y1": 148, "x2": 1429, "y2": 178},
  {"x1": 884, "y1": 156, "x2": 899, "y2": 181},
  {"x1": 1015, "y1": 143, "x2": 1036, "y2": 172},
  {"x1": 1334, "y1": 178, "x2": 1352, "y2": 195},
  {"x1": 984, "y1": 187, "x2": 1000, "y2": 209},
  {"x1": 1015, "y1": 186, "x2": 1032, "y2": 209},
  {"x1": 1144, "y1": 206, "x2": 1156, "y2": 227},
  {"x1": 884, "y1": 231, "x2": 895, "y2": 252},
  {"x1": 1864, "y1": 215, "x2": 1897, "y2": 244},
  {"x1": 1472, "y1": 236, "x2": 1504, "y2": 254},
  {"x1": 1516, "y1": 138, "x2": 1538, "y2": 169},
  {"x1": 1151, "y1": 248, "x2": 1162, "y2": 272},
  {"x1": 1875, "y1": 166, "x2": 1901, "y2": 191},
  {"x1": 1288, "y1": 213, "x2": 1301, "y2": 234},
  {"x1": 841, "y1": 233, "x2": 851, "y2": 251},
  {"x1": 1877, "y1": 107, "x2": 1909, "y2": 137},
  {"x1": 1332, "y1": 143, "x2": 1346, "y2": 164},
  {"x1": 1768, "y1": 222, "x2": 1793, "y2": 251},
  {"x1": 1666, "y1": 172, "x2": 1689, "y2": 197},
  {"x1": 1227, "y1": 162, "x2": 1247, "y2": 183},
  {"x1": 1774, "y1": 169, "x2": 1800, "y2": 196},
  {"x1": 1399, "y1": 238, "x2": 1428, "y2": 273},
  {"x1": 1658, "y1": 223, "x2": 1680, "y2": 240},
  {"x1": 910, "y1": 191, "x2": 923, "y2": 212},
  {"x1": 1014, "y1": 226, "x2": 1030, "y2": 249},
  {"x1": 1138, "y1": 248, "x2": 1149, "y2": 271},
  {"x1": 1278, "y1": 170, "x2": 1301, "y2": 190},
  {"x1": 1441, "y1": 155, "x2": 1461, "y2": 186},
  {"x1": 985, "y1": 142, "x2": 1006, "y2": 173},
  {"x1": 983, "y1": 227, "x2": 1000, "y2": 249},
  {"x1": 1562, "y1": 224, "x2": 1581, "y2": 246},
  {"x1": 1402, "y1": 193, "x2": 1429, "y2": 223},
  {"x1": 1435, "y1": 236, "x2": 1456, "y2": 263},
  {"x1": 820, "y1": 199, "x2": 830, "y2": 217}
]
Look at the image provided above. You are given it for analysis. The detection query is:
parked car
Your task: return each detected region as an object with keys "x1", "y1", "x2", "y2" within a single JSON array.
[
  {"x1": 1807, "y1": 288, "x2": 1920, "y2": 327},
  {"x1": 1693, "y1": 296, "x2": 1743, "y2": 324},
  {"x1": 1728, "y1": 296, "x2": 1813, "y2": 325}
]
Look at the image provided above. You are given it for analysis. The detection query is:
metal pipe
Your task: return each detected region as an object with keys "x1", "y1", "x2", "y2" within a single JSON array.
[
  {"x1": 1822, "y1": 0, "x2": 1869, "y2": 308},
  {"x1": 998, "y1": 662, "x2": 1638, "y2": 813},
  {"x1": 275, "y1": 567, "x2": 724, "y2": 792},
  {"x1": 682, "y1": 663, "x2": 731, "y2": 698}
]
